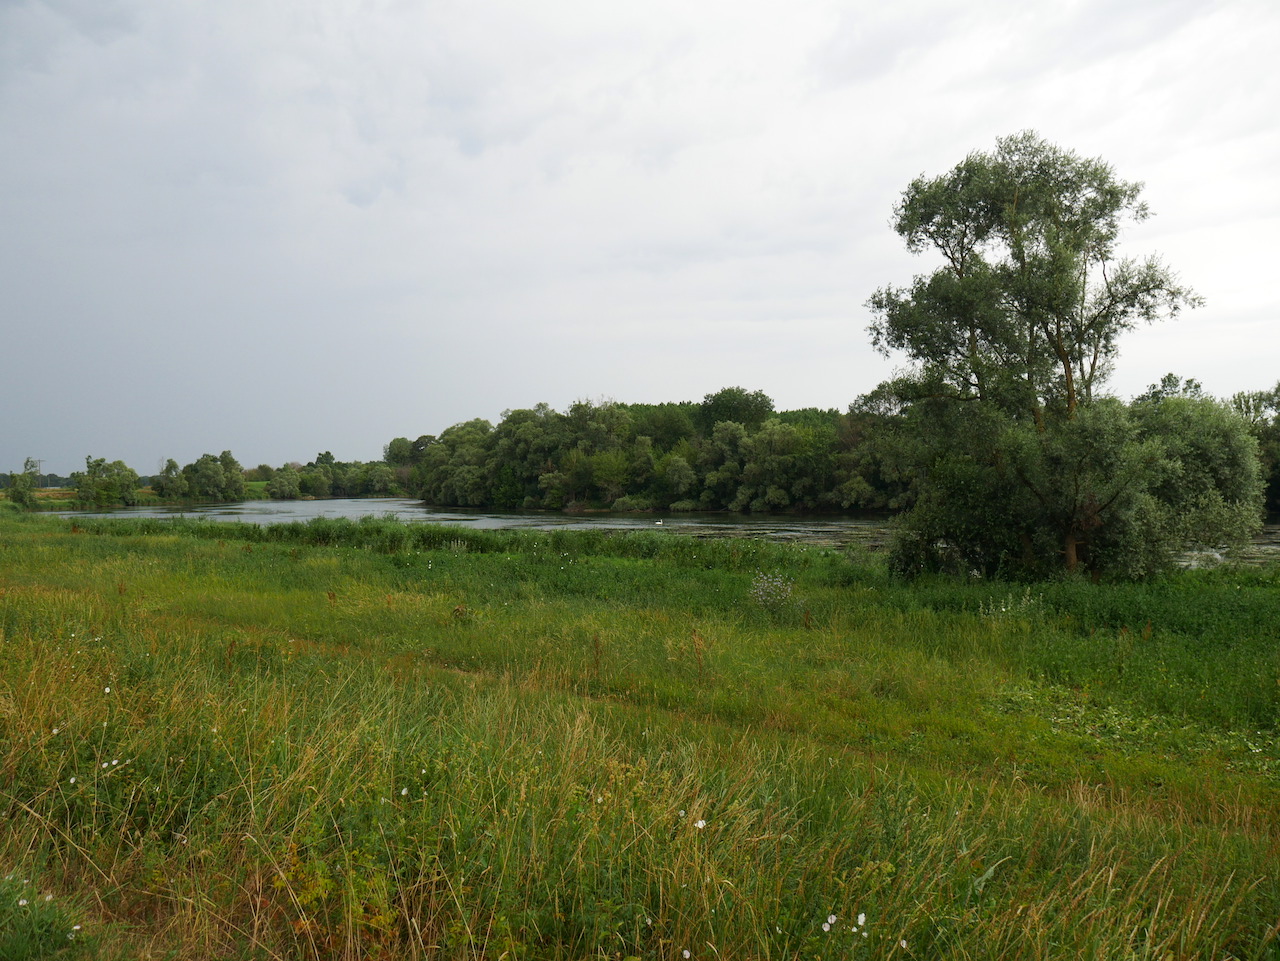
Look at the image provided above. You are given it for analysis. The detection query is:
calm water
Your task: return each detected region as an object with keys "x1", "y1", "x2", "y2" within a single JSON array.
[
  {"x1": 57, "y1": 498, "x2": 1280, "y2": 561},
  {"x1": 58, "y1": 498, "x2": 891, "y2": 548}
]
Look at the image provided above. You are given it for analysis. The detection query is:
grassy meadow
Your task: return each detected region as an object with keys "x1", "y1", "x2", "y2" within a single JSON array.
[{"x1": 1, "y1": 511, "x2": 1278, "y2": 959}]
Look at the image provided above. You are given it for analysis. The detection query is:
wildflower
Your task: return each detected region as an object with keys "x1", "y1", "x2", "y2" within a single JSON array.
[
  {"x1": 827, "y1": 915, "x2": 837, "y2": 924},
  {"x1": 400, "y1": 788, "x2": 408, "y2": 796},
  {"x1": 858, "y1": 913, "x2": 866, "y2": 926},
  {"x1": 678, "y1": 810, "x2": 686, "y2": 817},
  {"x1": 901, "y1": 940, "x2": 907, "y2": 949},
  {"x1": 682, "y1": 952, "x2": 690, "y2": 959},
  {"x1": 69, "y1": 777, "x2": 75, "y2": 784},
  {"x1": 822, "y1": 923, "x2": 830, "y2": 932},
  {"x1": 104, "y1": 687, "x2": 110, "y2": 693},
  {"x1": 52, "y1": 728, "x2": 60, "y2": 735},
  {"x1": 694, "y1": 819, "x2": 706, "y2": 829},
  {"x1": 44, "y1": 894, "x2": 53, "y2": 902},
  {"x1": 18, "y1": 898, "x2": 28, "y2": 906}
]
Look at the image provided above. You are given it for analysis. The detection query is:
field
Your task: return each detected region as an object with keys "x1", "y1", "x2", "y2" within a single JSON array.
[{"x1": 1, "y1": 512, "x2": 1278, "y2": 960}]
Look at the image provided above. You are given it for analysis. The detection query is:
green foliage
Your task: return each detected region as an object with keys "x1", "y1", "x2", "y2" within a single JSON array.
[
  {"x1": 151, "y1": 458, "x2": 188, "y2": 499},
  {"x1": 403, "y1": 392, "x2": 885, "y2": 514},
  {"x1": 866, "y1": 133, "x2": 1258, "y2": 579},
  {"x1": 1232, "y1": 381, "x2": 1280, "y2": 511},
  {"x1": 266, "y1": 464, "x2": 302, "y2": 499},
  {"x1": 0, "y1": 873, "x2": 93, "y2": 960},
  {"x1": 383, "y1": 436, "x2": 413, "y2": 466},
  {"x1": 5, "y1": 458, "x2": 39, "y2": 510},
  {"x1": 70, "y1": 456, "x2": 140, "y2": 508},
  {"x1": 697, "y1": 386, "x2": 775, "y2": 433}
]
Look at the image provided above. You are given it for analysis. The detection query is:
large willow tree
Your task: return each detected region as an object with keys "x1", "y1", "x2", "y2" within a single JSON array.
[{"x1": 867, "y1": 132, "x2": 1261, "y2": 578}]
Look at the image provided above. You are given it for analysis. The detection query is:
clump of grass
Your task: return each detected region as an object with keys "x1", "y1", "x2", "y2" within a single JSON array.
[{"x1": 0, "y1": 873, "x2": 92, "y2": 960}]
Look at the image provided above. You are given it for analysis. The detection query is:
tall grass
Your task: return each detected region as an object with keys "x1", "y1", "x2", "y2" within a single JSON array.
[{"x1": 1, "y1": 514, "x2": 1277, "y2": 959}]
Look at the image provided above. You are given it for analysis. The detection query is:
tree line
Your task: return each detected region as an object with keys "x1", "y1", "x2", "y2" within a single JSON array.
[
  {"x1": 5, "y1": 133, "x2": 1279, "y2": 579},
  {"x1": 389, "y1": 388, "x2": 880, "y2": 514}
]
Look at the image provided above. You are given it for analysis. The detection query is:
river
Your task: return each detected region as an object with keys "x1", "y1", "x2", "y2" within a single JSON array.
[{"x1": 55, "y1": 498, "x2": 1280, "y2": 562}]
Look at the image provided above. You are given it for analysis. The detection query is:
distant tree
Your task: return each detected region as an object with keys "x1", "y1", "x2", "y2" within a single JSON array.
[
  {"x1": 384, "y1": 437, "x2": 414, "y2": 466},
  {"x1": 697, "y1": 387, "x2": 774, "y2": 433},
  {"x1": 699, "y1": 421, "x2": 749, "y2": 509},
  {"x1": 1231, "y1": 382, "x2": 1280, "y2": 512},
  {"x1": 629, "y1": 403, "x2": 698, "y2": 451},
  {"x1": 362, "y1": 462, "x2": 397, "y2": 496},
  {"x1": 298, "y1": 467, "x2": 331, "y2": 499},
  {"x1": 591, "y1": 448, "x2": 631, "y2": 504},
  {"x1": 152, "y1": 458, "x2": 189, "y2": 499},
  {"x1": 6, "y1": 457, "x2": 39, "y2": 509},
  {"x1": 410, "y1": 435, "x2": 437, "y2": 465},
  {"x1": 416, "y1": 420, "x2": 493, "y2": 506},
  {"x1": 218, "y1": 452, "x2": 246, "y2": 500},
  {"x1": 566, "y1": 399, "x2": 632, "y2": 453},
  {"x1": 731, "y1": 419, "x2": 802, "y2": 511},
  {"x1": 655, "y1": 453, "x2": 697, "y2": 506},
  {"x1": 267, "y1": 465, "x2": 302, "y2": 499},
  {"x1": 183, "y1": 455, "x2": 227, "y2": 501},
  {"x1": 72, "y1": 456, "x2": 141, "y2": 507}
]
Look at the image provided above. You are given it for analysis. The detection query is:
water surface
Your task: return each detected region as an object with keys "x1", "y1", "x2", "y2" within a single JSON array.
[{"x1": 59, "y1": 498, "x2": 1279, "y2": 561}]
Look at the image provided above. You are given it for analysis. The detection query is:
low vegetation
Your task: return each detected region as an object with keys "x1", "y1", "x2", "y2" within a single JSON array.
[{"x1": 1, "y1": 513, "x2": 1277, "y2": 959}]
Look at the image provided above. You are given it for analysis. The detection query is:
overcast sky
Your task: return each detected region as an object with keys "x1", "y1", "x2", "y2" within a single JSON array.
[{"x1": 2, "y1": 0, "x2": 1277, "y2": 475}]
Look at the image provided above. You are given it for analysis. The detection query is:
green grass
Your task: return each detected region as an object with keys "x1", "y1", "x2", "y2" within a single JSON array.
[{"x1": 1, "y1": 513, "x2": 1277, "y2": 960}]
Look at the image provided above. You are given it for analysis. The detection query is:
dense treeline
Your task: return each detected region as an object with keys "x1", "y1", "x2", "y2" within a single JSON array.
[
  {"x1": 388, "y1": 381, "x2": 1280, "y2": 525},
  {"x1": 248, "y1": 450, "x2": 404, "y2": 500},
  {"x1": 4, "y1": 381, "x2": 1279, "y2": 518},
  {"x1": 390, "y1": 387, "x2": 888, "y2": 513}
]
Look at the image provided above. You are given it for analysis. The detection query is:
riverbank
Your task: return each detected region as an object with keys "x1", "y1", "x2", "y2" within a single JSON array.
[{"x1": 1, "y1": 513, "x2": 1277, "y2": 959}]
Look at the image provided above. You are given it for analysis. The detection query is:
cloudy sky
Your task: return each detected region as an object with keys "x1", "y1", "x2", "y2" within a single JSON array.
[{"x1": 2, "y1": 0, "x2": 1277, "y2": 475}]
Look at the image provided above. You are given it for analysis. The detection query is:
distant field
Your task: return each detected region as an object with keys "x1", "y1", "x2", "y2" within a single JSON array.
[{"x1": 1, "y1": 514, "x2": 1277, "y2": 960}]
